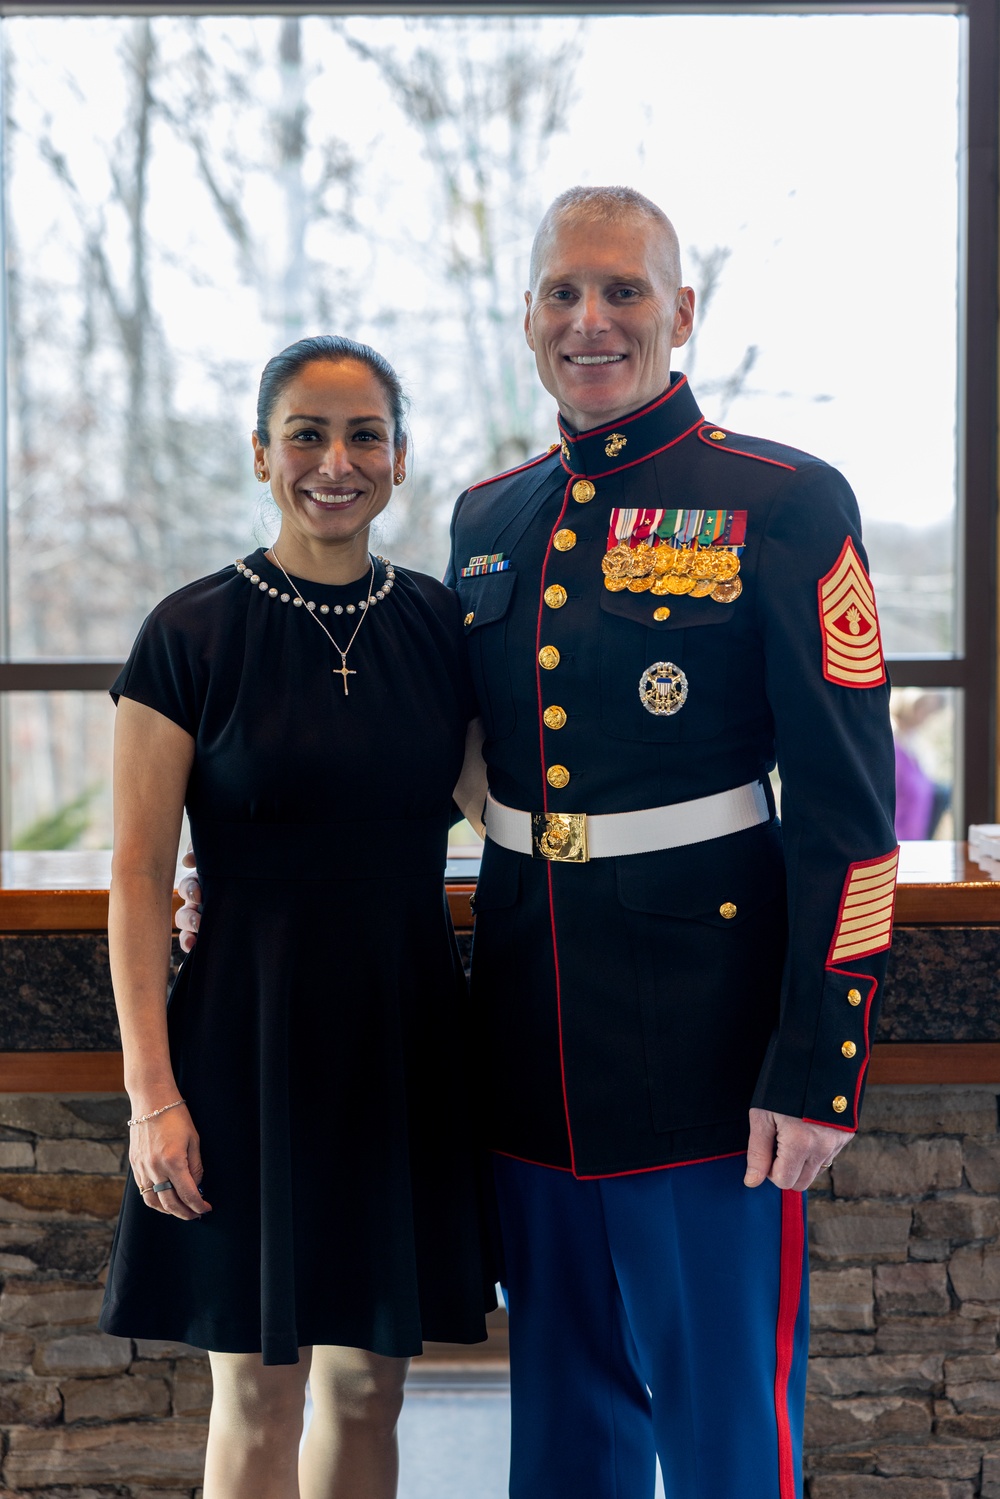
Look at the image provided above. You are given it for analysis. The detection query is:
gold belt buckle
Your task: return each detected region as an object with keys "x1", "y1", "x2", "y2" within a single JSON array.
[{"x1": 531, "y1": 811, "x2": 589, "y2": 863}]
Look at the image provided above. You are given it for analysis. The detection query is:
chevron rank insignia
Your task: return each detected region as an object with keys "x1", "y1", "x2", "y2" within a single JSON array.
[
  {"x1": 818, "y1": 538, "x2": 886, "y2": 688},
  {"x1": 827, "y1": 848, "x2": 900, "y2": 965}
]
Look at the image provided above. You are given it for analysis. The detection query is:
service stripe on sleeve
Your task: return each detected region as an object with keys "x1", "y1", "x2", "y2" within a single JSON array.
[
  {"x1": 827, "y1": 849, "x2": 900, "y2": 966},
  {"x1": 818, "y1": 538, "x2": 887, "y2": 689}
]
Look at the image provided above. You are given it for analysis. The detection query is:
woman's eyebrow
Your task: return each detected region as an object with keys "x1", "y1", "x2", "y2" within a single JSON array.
[{"x1": 282, "y1": 414, "x2": 388, "y2": 426}]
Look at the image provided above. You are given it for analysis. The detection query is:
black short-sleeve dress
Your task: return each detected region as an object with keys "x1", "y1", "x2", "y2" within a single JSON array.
[{"x1": 99, "y1": 549, "x2": 496, "y2": 1365}]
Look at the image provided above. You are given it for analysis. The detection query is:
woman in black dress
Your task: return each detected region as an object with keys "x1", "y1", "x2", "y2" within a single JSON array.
[{"x1": 100, "y1": 336, "x2": 494, "y2": 1499}]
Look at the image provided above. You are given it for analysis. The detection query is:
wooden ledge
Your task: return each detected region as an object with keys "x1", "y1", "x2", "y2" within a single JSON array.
[{"x1": 2, "y1": 1043, "x2": 999, "y2": 1094}]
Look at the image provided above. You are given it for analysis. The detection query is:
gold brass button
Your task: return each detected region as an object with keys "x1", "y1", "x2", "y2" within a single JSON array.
[
  {"x1": 553, "y1": 529, "x2": 577, "y2": 552},
  {"x1": 572, "y1": 480, "x2": 596, "y2": 504},
  {"x1": 543, "y1": 706, "x2": 567, "y2": 730},
  {"x1": 653, "y1": 606, "x2": 671, "y2": 621},
  {"x1": 719, "y1": 902, "x2": 737, "y2": 920},
  {"x1": 847, "y1": 988, "x2": 862, "y2": 1007},
  {"x1": 539, "y1": 646, "x2": 560, "y2": 670},
  {"x1": 841, "y1": 1041, "x2": 857, "y2": 1059},
  {"x1": 546, "y1": 764, "x2": 570, "y2": 789},
  {"x1": 832, "y1": 1096, "x2": 848, "y2": 1114},
  {"x1": 544, "y1": 584, "x2": 568, "y2": 609},
  {"x1": 464, "y1": 612, "x2": 475, "y2": 626},
  {"x1": 547, "y1": 441, "x2": 561, "y2": 453},
  {"x1": 709, "y1": 430, "x2": 727, "y2": 441}
]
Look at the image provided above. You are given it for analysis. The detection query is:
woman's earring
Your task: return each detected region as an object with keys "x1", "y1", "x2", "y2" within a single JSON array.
[
  {"x1": 257, "y1": 469, "x2": 267, "y2": 482},
  {"x1": 394, "y1": 471, "x2": 405, "y2": 485}
]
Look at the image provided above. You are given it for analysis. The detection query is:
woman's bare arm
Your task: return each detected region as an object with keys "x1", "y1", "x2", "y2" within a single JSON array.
[{"x1": 109, "y1": 698, "x2": 208, "y2": 1220}]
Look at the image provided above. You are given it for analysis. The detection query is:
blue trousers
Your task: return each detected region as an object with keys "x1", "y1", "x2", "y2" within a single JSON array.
[{"x1": 493, "y1": 1153, "x2": 808, "y2": 1499}]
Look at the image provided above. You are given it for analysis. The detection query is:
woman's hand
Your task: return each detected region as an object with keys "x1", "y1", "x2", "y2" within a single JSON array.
[
  {"x1": 176, "y1": 847, "x2": 203, "y2": 954},
  {"x1": 130, "y1": 1103, "x2": 211, "y2": 1221}
]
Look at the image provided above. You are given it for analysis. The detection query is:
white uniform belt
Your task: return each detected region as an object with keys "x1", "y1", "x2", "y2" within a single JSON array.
[{"x1": 485, "y1": 781, "x2": 770, "y2": 863}]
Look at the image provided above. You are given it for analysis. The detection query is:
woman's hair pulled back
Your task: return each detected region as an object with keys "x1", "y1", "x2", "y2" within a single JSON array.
[{"x1": 255, "y1": 335, "x2": 408, "y2": 448}]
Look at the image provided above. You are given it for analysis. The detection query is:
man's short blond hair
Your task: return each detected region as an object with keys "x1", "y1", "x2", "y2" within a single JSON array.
[{"x1": 529, "y1": 186, "x2": 683, "y2": 291}]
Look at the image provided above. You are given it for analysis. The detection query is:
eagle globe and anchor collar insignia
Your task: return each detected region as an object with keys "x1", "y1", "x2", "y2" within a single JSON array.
[
  {"x1": 556, "y1": 372, "x2": 702, "y2": 480},
  {"x1": 639, "y1": 661, "x2": 689, "y2": 716}
]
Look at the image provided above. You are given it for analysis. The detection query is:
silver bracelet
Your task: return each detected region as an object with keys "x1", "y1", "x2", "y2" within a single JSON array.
[{"x1": 126, "y1": 1098, "x2": 186, "y2": 1128}]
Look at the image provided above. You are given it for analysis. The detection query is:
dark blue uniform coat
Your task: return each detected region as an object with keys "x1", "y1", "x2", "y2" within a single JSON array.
[{"x1": 446, "y1": 374, "x2": 896, "y2": 1178}]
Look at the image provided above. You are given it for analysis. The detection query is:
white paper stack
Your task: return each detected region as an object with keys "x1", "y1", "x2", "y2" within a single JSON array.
[{"x1": 967, "y1": 825, "x2": 1000, "y2": 876}]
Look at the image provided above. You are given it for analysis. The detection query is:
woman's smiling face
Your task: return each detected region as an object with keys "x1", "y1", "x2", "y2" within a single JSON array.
[{"x1": 253, "y1": 359, "x2": 404, "y2": 554}]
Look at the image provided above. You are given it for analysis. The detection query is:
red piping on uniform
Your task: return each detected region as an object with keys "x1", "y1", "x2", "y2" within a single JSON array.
[
  {"x1": 774, "y1": 1190, "x2": 805, "y2": 1499},
  {"x1": 491, "y1": 1149, "x2": 574, "y2": 1174},
  {"x1": 803, "y1": 1117, "x2": 857, "y2": 1134},
  {"x1": 559, "y1": 374, "x2": 688, "y2": 442},
  {"x1": 584, "y1": 419, "x2": 703, "y2": 479},
  {"x1": 491, "y1": 1147, "x2": 746, "y2": 1180},
  {"x1": 825, "y1": 847, "x2": 899, "y2": 967},
  {"x1": 574, "y1": 1148, "x2": 745, "y2": 1181},
  {"x1": 696, "y1": 427, "x2": 796, "y2": 470},
  {"x1": 467, "y1": 446, "x2": 556, "y2": 493},
  {"x1": 535, "y1": 474, "x2": 578, "y2": 1174},
  {"x1": 833, "y1": 967, "x2": 879, "y2": 1128}
]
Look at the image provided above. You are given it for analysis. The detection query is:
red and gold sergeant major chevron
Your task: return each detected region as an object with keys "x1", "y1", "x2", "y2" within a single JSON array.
[
  {"x1": 817, "y1": 538, "x2": 886, "y2": 689},
  {"x1": 827, "y1": 848, "x2": 900, "y2": 966}
]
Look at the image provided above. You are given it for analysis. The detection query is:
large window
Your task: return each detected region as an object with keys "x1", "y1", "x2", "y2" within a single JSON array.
[{"x1": 0, "y1": 2, "x2": 995, "y2": 869}]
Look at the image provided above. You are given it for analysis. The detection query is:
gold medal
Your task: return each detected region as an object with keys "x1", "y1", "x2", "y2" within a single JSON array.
[
  {"x1": 604, "y1": 576, "x2": 629, "y2": 592},
  {"x1": 713, "y1": 552, "x2": 741, "y2": 582},
  {"x1": 689, "y1": 551, "x2": 718, "y2": 581},
  {"x1": 665, "y1": 574, "x2": 696, "y2": 595},
  {"x1": 650, "y1": 576, "x2": 674, "y2": 596},
  {"x1": 601, "y1": 544, "x2": 633, "y2": 579},
  {"x1": 627, "y1": 575, "x2": 655, "y2": 592},
  {"x1": 711, "y1": 577, "x2": 743, "y2": 603},
  {"x1": 651, "y1": 549, "x2": 675, "y2": 577},
  {"x1": 690, "y1": 578, "x2": 717, "y2": 598},
  {"x1": 670, "y1": 549, "x2": 693, "y2": 576},
  {"x1": 629, "y1": 543, "x2": 657, "y2": 579}
]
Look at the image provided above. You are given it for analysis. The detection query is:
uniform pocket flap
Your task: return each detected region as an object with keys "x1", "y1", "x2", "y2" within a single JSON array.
[
  {"x1": 456, "y1": 570, "x2": 517, "y2": 631},
  {"x1": 616, "y1": 821, "x2": 785, "y2": 925},
  {"x1": 599, "y1": 587, "x2": 735, "y2": 630}
]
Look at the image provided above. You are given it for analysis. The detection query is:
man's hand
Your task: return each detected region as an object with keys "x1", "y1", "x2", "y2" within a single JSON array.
[
  {"x1": 175, "y1": 847, "x2": 202, "y2": 954},
  {"x1": 744, "y1": 1107, "x2": 852, "y2": 1192}
]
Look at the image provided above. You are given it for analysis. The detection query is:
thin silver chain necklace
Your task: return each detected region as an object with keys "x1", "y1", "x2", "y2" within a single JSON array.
[{"x1": 236, "y1": 550, "x2": 395, "y2": 697}]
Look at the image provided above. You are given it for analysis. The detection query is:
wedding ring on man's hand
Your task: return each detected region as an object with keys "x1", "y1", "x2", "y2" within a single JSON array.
[
  {"x1": 152, "y1": 1180, "x2": 173, "y2": 1193},
  {"x1": 138, "y1": 1184, "x2": 155, "y2": 1194}
]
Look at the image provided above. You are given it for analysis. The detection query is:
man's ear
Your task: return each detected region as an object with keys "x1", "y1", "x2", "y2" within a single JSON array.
[{"x1": 524, "y1": 290, "x2": 535, "y2": 351}]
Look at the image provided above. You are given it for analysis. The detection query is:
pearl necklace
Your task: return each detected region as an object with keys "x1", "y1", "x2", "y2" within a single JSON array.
[{"x1": 235, "y1": 553, "x2": 397, "y2": 697}]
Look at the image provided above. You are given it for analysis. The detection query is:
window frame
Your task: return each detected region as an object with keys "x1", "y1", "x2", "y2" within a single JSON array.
[{"x1": 0, "y1": 0, "x2": 995, "y2": 836}]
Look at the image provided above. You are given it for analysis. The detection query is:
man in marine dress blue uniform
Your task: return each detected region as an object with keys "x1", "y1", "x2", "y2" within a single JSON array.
[
  {"x1": 179, "y1": 186, "x2": 896, "y2": 1498},
  {"x1": 444, "y1": 186, "x2": 896, "y2": 1499}
]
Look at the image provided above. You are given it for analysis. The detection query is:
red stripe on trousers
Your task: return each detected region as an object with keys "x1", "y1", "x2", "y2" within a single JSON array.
[{"x1": 774, "y1": 1190, "x2": 805, "y2": 1499}]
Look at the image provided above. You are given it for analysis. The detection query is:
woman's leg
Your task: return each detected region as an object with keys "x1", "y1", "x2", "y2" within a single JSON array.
[
  {"x1": 203, "y1": 1348, "x2": 312, "y2": 1499},
  {"x1": 300, "y1": 1345, "x2": 409, "y2": 1499}
]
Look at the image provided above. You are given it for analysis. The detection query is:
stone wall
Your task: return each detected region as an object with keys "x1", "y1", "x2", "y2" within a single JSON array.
[
  {"x1": 806, "y1": 1085, "x2": 1000, "y2": 1499},
  {"x1": 0, "y1": 1092, "x2": 207, "y2": 1497},
  {"x1": 2, "y1": 1085, "x2": 1000, "y2": 1494}
]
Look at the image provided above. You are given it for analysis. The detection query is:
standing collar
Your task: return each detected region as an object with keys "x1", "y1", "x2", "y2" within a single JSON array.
[{"x1": 557, "y1": 372, "x2": 702, "y2": 479}]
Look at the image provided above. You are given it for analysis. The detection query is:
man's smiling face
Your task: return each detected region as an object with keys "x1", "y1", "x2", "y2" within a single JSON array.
[{"x1": 524, "y1": 213, "x2": 695, "y2": 434}]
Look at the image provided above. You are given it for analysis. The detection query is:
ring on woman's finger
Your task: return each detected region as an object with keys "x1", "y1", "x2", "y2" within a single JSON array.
[{"x1": 152, "y1": 1179, "x2": 173, "y2": 1193}]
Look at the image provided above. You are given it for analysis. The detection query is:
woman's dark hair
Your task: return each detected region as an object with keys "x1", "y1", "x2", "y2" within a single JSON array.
[{"x1": 255, "y1": 335, "x2": 408, "y2": 448}]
